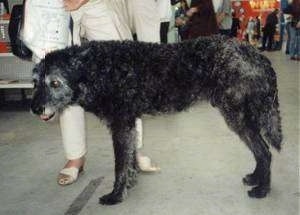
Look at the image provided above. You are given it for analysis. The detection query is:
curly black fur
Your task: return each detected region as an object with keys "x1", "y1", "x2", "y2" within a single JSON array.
[{"x1": 31, "y1": 35, "x2": 282, "y2": 205}]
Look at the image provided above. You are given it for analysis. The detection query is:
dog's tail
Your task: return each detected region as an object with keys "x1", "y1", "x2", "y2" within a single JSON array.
[{"x1": 260, "y1": 68, "x2": 283, "y2": 151}]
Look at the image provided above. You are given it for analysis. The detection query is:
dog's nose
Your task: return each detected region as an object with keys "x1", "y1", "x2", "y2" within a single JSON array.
[{"x1": 31, "y1": 104, "x2": 44, "y2": 115}]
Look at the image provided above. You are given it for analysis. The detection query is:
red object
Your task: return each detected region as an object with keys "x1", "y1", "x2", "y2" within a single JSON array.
[
  {"x1": 0, "y1": 42, "x2": 10, "y2": 53},
  {"x1": 0, "y1": 13, "x2": 10, "y2": 20},
  {"x1": 231, "y1": 1, "x2": 280, "y2": 40}
]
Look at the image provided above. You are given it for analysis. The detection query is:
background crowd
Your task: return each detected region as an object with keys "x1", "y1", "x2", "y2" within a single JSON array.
[{"x1": 174, "y1": 0, "x2": 300, "y2": 61}]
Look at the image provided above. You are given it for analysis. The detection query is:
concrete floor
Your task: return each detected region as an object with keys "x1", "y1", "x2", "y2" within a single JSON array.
[{"x1": 0, "y1": 51, "x2": 299, "y2": 215}]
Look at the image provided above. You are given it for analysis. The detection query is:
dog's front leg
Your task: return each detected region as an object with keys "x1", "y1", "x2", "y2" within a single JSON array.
[{"x1": 99, "y1": 121, "x2": 136, "y2": 205}]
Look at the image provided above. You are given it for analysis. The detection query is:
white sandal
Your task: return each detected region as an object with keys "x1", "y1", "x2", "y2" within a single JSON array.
[
  {"x1": 137, "y1": 155, "x2": 160, "y2": 172},
  {"x1": 57, "y1": 166, "x2": 84, "y2": 186}
]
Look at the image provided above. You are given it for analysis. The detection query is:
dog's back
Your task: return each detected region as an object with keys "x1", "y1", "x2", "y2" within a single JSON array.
[{"x1": 75, "y1": 36, "x2": 272, "y2": 113}]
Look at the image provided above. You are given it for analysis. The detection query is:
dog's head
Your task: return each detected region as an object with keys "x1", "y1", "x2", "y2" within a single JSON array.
[{"x1": 31, "y1": 47, "x2": 90, "y2": 121}]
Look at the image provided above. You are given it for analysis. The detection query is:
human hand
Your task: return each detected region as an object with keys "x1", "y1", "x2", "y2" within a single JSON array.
[
  {"x1": 175, "y1": 17, "x2": 185, "y2": 26},
  {"x1": 216, "y1": 12, "x2": 225, "y2": 26},
  {"x1": 63, "y1": 0, "x2": 89, "y2": 11},
  {"x1": 186, "y1": 7, "x2": 198, "y2": 17}
]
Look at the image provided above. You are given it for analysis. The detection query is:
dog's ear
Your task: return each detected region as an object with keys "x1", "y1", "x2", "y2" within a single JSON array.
[{"x1": 68, "y1": 47, "x2": 92, "y2": 73}]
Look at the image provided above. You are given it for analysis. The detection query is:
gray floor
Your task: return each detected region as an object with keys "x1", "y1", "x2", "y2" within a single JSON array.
[{"x1": 0, "y1": 51, "x2": 299, "y2": 215}]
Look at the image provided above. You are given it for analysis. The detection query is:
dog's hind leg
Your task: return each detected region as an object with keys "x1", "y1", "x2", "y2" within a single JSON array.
[
  {"x1": 99, "y1": 119, "x2": 138, "y2": 205},
  {"x1": 239, "y1": 128, "x2": 271, "y2": 198},
  {"x1": 217, "y1": 101, "x2": 272, "y2": 198}
]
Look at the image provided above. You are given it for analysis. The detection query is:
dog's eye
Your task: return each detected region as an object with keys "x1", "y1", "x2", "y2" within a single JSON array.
[{"x1": 50, "y1": 80, "x2": 61, "y2": 88}]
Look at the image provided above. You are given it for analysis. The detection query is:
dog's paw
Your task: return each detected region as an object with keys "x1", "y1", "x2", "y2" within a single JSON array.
[
  {"x1": 126, "y1": 177, "x2": 137, "y2": 189},
  {"x1": 127, "y1": 169, "x2": 138, "y2": 189},
  {"x1": 99, "y1": 192, "x2": 125, "y2": 205},
  {"x1": 248, "y1": 185, "x2": 270, "y2": 198},
  {"x1": 243, "y1": 173, "x2": 259, "y2": 186}
]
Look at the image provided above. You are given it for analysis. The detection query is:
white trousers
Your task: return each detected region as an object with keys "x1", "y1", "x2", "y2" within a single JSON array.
[
  {"x1": 127, "y1": 0, "x2": 160, "y2": 42},
  {"x1": 61, "y1": 0, "x2": 132, "y2": 160},
  {"x1": 60, "y1": 0, "x2": 160, "y2": 159}
]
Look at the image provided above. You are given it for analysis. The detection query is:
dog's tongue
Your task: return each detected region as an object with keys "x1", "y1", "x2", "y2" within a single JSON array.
[{"x1": 40, "y1": 115, "x2": 50, "y2": 121}]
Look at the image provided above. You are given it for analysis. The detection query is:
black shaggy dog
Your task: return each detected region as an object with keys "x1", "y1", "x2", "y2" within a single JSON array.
[{"x1": 31, "y1": 35, "x2": 282, "y2": 205}]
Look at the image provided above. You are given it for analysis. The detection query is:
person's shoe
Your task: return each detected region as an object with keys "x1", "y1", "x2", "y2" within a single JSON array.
[
  {"x1": 137, "y1": 154, "x2": 160, "y2": 172},
  {"x1": 57, "y1": 166, "x2": 84, "y2": 186},
  {"x1": 258, "y1": 47, "x2": 265, "y2": 52},
  {"x1": 57, "y1": 158, "x2": 85, "y2": 186}
]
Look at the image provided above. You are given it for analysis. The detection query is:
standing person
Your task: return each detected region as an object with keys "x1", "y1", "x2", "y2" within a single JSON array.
[
  {"x1": 58, "y1": 0, "x2": 134, "y2": 185},
  {"x1": 175, "y1": 0, "x2": 190, "y2": 41},
  {"x1": 186, "y1": 0, "x2": 218, "y2": 39},
  {"x1": 246, "y1": 17, "x2": 256, "y2": 44},
  {"x1": 230, "y1": 12, "x2": 240, "y2": 37},
  {"x1": 158, "y1": 0, "x2": 172, "y2": 43},
  {"x1": 59, "y1": 0, "x2": 162, "y2": 186},
  {"x1": 125, "y1": 0, "x2": 162, "y2": 171},
  {"x1": 33, "y1": 0, "x2": 159, "y2": 186},
  {"x1": 216, "y1": 0, "x2": 232, "y2": 36},
  {"x1": 283, "y1": 0, "x2": 300, "y2": 60},
  {"x1": 260, "y1": 9, "x2": 279, "y2": 51},
  {"x1": 255, "y1": 16, "x2": 261, "y2": 42}
]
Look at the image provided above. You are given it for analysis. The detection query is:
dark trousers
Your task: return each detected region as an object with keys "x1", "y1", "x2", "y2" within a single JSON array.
[
  {"x1": 262, "y1": 27, "x2": 275, "y2": 50},
  {"x1": 160, "y1": 22, "x2": 170, "y2": 44},
  {"x1": 285, "y1": 23, "x2": 291, "y2": 54},
  {"x1": 219, "y1": 29, "x2": 231, "y2": 37}
]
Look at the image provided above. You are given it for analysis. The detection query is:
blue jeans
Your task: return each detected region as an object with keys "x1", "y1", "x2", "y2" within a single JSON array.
[{"x1": 289, "y1": 27, "x2": 300, "y2": 57}]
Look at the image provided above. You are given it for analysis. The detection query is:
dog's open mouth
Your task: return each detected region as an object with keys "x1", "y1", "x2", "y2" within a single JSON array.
[{"x1": 40, "y1": 113, "x2": 55, "y2": 122}]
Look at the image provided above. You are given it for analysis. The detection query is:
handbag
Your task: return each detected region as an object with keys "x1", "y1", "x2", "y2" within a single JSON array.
[{"x1": 8, "y1": 2, "x2": 32, "y2": 60}]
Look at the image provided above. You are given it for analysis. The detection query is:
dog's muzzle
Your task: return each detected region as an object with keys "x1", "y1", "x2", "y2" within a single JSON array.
[
  {"x1": 31, "y1": 103, "x2": 56, "y2": 122},
  {"x1": 40, "y1": 112, "x2": 56, "y2": 122}
]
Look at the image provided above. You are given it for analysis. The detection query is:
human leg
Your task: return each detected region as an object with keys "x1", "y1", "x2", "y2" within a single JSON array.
[
  {"x1": 58, "y1": 105, "x2": 87, "y2": 185},
  {"x1": 127, "y1": 0, "x2": 161, "y2": 171},
  {"x1": 160, "y1": 21, "x2": 170, "y2": 43},
  {"x1": 81, "y1": 0, "x2": 132, "y2": 41},
  {"x1": 267, "y1": 29, "x2": 275, "y2": 50},
  {"x1": 285, "y1": 24, "x2": 291, "y2": 54},
  {"x1": 58, "y1": 0, "x2": 133, "y2": 185},
  {"x1": 127, "y1": 0, "x2": 160, "y2": 42},
  {"x1": 295, "y1": 28, "x2": 300, "y2": 59},
  {"x1": 55, "y1": 6, "x2": 86, "y2": 186},
  {"x1": 261, "y1": 31, "x2": 267, "y2": 50},
  {"x1": 289, "y1": 26, "x2": 297, "y2": 59}
]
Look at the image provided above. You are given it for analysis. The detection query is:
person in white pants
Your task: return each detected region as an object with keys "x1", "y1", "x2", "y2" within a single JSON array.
[
  {"x1": 125, "y1": 0, "x2": 162, "y2": 171},
  {"x1": 127, "y1": 0, "x2": 160, "y2": 42},
  {"x1": 58, "y1": 0, "x2": 161, "y2": 186}
]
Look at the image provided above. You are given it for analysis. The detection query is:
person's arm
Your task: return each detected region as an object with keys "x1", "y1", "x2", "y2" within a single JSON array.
[
  {"x1": 216, "y1": 0, "x2": 231, "y2": 25},
  {"x1": 63, "y1": 0, "x2": 89, "y2": 11},
  {"x1": 186, "y1": 7, "x2": 198, "y2": 17}
]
